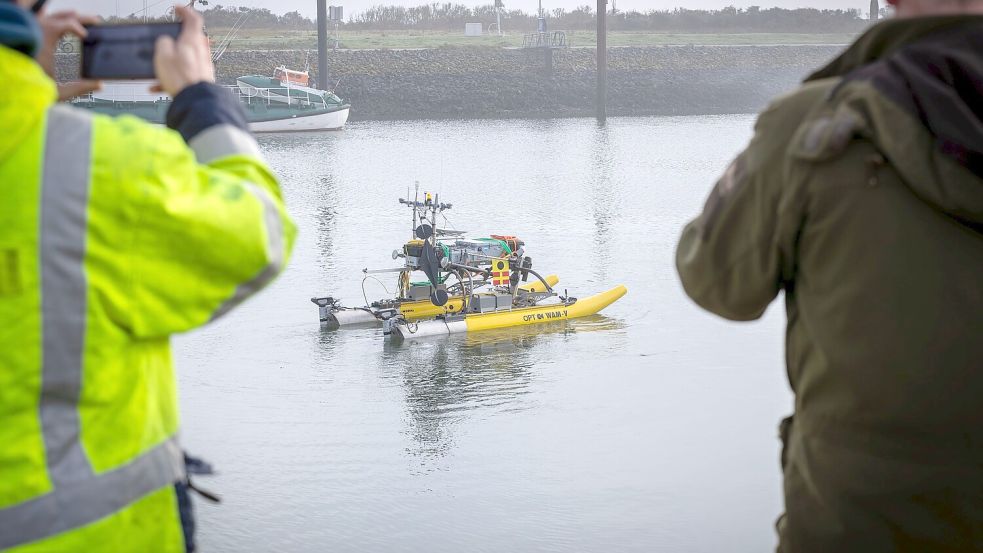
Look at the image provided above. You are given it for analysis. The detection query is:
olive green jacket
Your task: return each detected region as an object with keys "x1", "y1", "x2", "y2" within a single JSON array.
[{"x1": 676, "y1": 17, "x2": 983, "y2": 552}]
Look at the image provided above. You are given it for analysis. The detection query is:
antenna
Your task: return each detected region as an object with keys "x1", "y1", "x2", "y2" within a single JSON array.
[{"x1": 413, "y1": 181, "x2": 420, "y2": 235}]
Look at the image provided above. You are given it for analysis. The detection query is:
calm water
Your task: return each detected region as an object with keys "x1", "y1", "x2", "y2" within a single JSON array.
[{"x1": 173, "y1": 116, "x2": 792, "y2": 552}]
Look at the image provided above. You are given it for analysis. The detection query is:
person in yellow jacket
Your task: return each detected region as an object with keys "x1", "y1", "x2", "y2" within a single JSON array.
[{"x1": 0, "y1": 3, "x2": 296, "y2": 551}]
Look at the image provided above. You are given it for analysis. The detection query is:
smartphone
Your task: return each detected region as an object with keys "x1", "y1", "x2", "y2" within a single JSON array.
[{"x1": 81, "y1": 23, "x2": 181, "y2": 80}]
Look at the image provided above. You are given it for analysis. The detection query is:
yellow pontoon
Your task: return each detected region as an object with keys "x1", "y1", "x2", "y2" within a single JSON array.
[{"x1": 386, "y1": 285, "x2": 628, "y2": 340}]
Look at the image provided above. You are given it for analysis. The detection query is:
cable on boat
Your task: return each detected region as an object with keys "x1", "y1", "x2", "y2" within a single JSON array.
[{"x1": 362, "y1": 275, "x2": 394, "y2": 307}]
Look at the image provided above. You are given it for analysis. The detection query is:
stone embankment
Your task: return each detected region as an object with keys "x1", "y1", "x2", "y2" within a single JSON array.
[{"x1": 56, "y1": 45, "x2": 842, "y2": 120}]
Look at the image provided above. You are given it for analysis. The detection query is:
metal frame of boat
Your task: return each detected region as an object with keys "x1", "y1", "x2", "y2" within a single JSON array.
[{"x1": 315, "y1": 274, "x2": 562, "y2": 326}]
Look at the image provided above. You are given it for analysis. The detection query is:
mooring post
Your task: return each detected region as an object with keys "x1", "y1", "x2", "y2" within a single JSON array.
[
  {"x1": 317, "y1": 0, "x2": 329, "y2": 90},
  {"x1": 596, "y1": 0, "x2": 607, "y2": 122}
]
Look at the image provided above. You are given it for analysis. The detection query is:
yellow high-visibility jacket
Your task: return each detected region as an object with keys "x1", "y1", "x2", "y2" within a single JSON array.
[{"x1": 0, "y1": 46, "x2": 296, "y2": 551}]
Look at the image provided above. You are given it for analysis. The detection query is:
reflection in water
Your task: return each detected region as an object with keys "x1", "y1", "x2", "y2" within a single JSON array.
[
  {"x1": 589, "y1": 124, "x2": 619, "y2": 284},
  {"x1": 258, "y1": 132, "x2": 341, "y2": 287},
  {"x1": 375, "y1": 315, "x2": 627, "y2": 461},
  {"x1": 308, "y1": 325, "x2": 343, "y2": 387},
  {"x1": 315, "y1": 324, "x2": 341, "y2": 355},
  {"x1": 314, "y1": 175, "x2": 338, "y2": 280},
  {"x1": 380, "y1": 335, "x2": 535, "y2": 461}
]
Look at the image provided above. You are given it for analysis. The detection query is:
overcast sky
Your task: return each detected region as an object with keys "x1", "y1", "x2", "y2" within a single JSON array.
[{"x1": 51, "y1": 0, "x2": 872, "y2": 19}]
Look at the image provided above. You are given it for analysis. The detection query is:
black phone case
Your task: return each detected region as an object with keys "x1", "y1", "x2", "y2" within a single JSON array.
[{"x1": 81, "y1": 23, "x2": 181, "y2": 80}]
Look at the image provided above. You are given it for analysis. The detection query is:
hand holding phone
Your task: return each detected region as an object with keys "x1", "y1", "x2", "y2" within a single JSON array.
[
  {"x1": 152, "y1": 5, "x2": 215, "y2": 96},
  {"x1": 35, "y1": 9, "x2": 101, "y2": 101},
  {"x1": 80, "y1": 5, "x2": 213, "y2": 96}
]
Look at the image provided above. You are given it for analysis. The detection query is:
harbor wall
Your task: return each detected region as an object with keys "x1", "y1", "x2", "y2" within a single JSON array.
[{"x1": 55, "y1": 45, "x2": 842, "y2": 121}]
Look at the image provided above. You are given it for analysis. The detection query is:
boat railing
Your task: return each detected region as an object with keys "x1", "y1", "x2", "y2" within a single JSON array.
[
  {"x1": 70, "y1": 89, "x2": 170, "y2": 104},
  {"x1": 224, "y1": 84, "x2": 332, "y2": 110},
  {"x1": 69, "y1": 84, "x2": 340, "y2": 110}
]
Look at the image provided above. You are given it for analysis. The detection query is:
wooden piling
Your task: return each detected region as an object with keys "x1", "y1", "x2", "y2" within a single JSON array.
[
  {"x1": 317, "y1": 0, "x2": 329, "y2": 90},
  {"x1": 596, "y1": 0, "x2": 607, "y2": 122}
]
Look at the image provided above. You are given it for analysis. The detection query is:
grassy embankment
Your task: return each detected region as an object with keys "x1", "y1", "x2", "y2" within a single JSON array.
[{"x1": 209, "y1": 28, "x2": 856, "y2": 50}]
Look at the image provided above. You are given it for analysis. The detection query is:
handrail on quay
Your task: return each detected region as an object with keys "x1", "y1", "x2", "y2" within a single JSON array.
[{"x1": 522, "y1": 31, "x2": 568, "y2": 49}]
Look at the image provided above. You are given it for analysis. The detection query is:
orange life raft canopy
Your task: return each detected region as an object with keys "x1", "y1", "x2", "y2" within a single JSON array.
[{"x1": 273, "y1": 66, "x2": 311, "y2": 86}]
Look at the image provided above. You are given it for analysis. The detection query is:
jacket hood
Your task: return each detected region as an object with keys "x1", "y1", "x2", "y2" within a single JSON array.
[
  {"x1": 0, "y1": 45, "x2": 56, "y2": 163},
  {"x1": 0, "y1": 1, "x2": 41, "y2": 57},
  {"x1": 801, "y1": 16, "x2": 983, "y2": 230}
]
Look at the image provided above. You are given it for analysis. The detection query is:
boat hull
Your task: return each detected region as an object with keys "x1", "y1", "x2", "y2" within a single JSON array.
[
  {"x1": 388, "y1": 284, "x2": 627, "y2": 340},
  {"x1": 247, "y1": 106, "x2": 349, "y2": 132},
  {"x1": 323, "y1": 308, "x2": 380, "y2": 326}
]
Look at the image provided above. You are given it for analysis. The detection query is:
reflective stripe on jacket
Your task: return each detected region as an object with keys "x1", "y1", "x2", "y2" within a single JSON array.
[{"x1": 0, "y1": 46, "x2": 296, "y2": 551}]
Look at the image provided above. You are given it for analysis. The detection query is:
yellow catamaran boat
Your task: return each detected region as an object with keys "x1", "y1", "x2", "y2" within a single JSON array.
[{"x1": 311, "y1": 187, "x2": 626, "y2": 339}]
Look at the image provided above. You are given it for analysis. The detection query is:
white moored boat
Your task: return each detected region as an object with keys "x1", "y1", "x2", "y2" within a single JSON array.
[{"x1": 74, "y1": 66, "x2": 351, "y2": 133}]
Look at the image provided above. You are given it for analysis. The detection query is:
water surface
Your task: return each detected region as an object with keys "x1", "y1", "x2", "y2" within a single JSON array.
[{"x1": 173, "y1": 116, "x2": 792, "y2": 552}]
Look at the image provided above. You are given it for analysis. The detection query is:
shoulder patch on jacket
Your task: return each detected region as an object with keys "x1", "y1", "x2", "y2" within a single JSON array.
[
  {"x1": 790, "y1": 106, "x2": 865, "y2": 162},
  {"x1": 698, "y1": 153, "x2": 748, "y2": 238}
]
